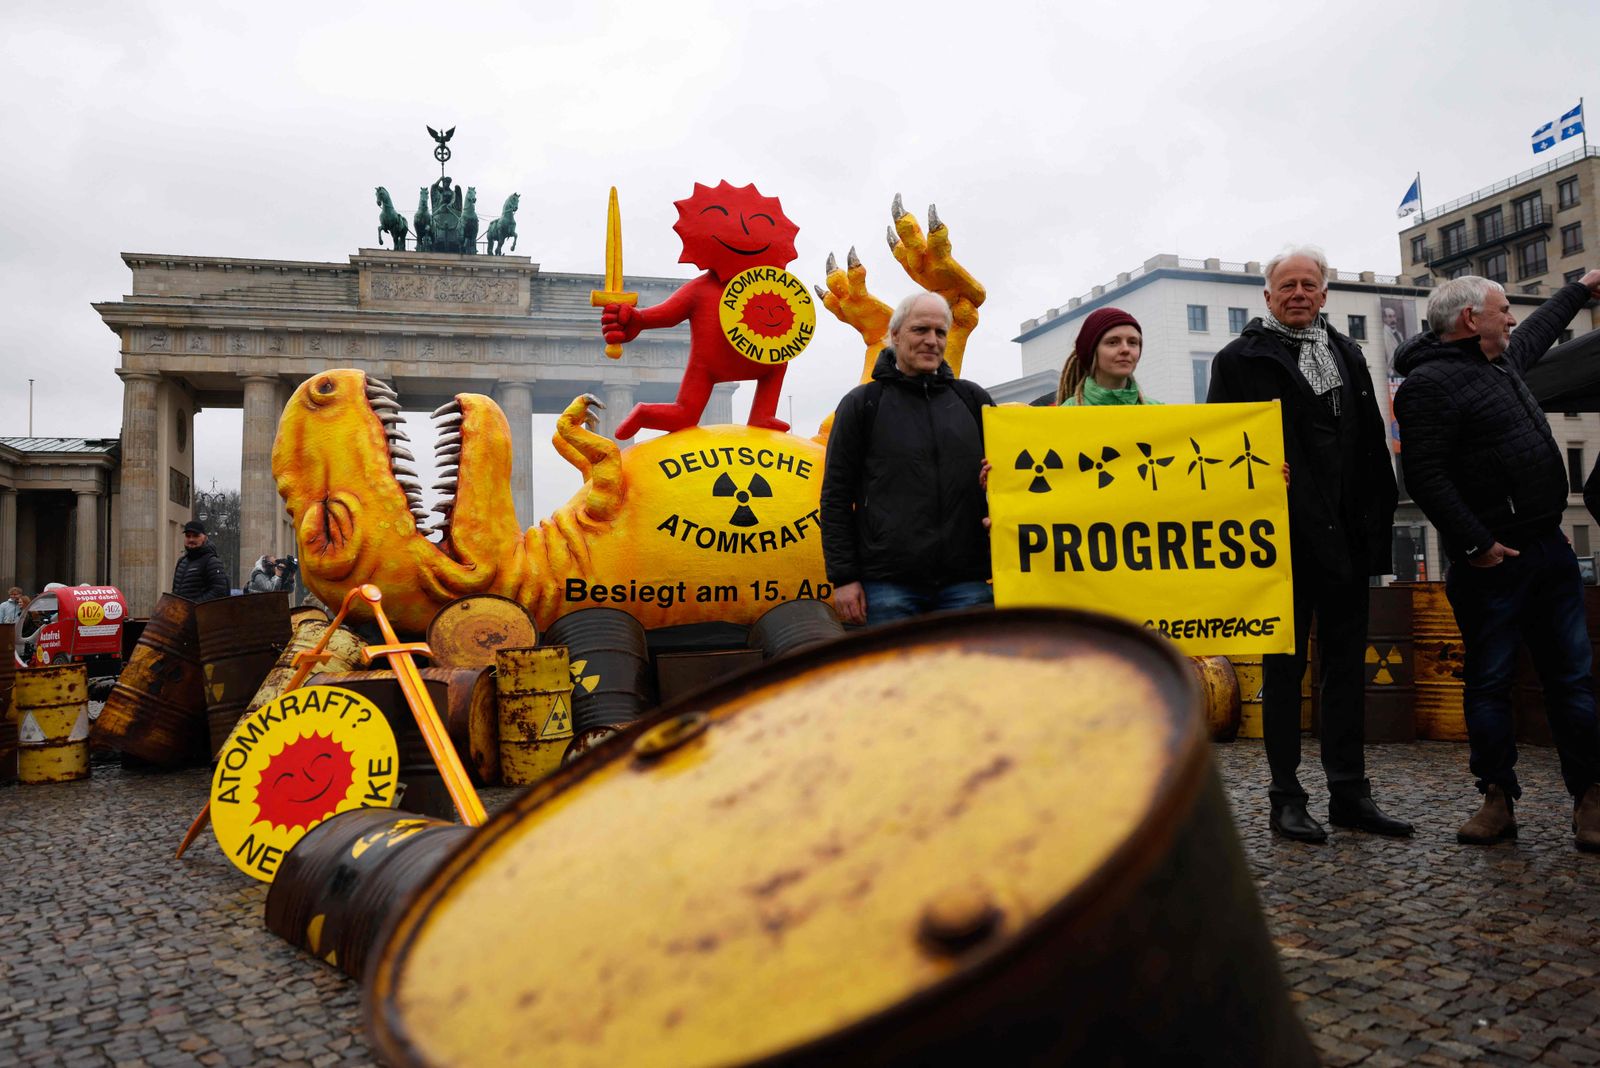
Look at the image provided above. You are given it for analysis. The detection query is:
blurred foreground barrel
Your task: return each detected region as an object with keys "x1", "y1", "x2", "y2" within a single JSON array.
[
  {"x1": 1229, "y1": 654, "x2": 1312, "y2": 739},
  {"x1": 246, "y1": 620, "x2": 367, "y2": 718},
  {"x1": 542, "y1": 608, "x2": 654, "y2": 733},
  {"x1": 265, "y1": 808, "x2": 472, "y2": 981},
  {"x1": 1363, "y1": 585, "x2": 1416, "y2": 742},
  {"x1": 308, "y1": 668, "x2": 498, "y2": 816},
  {"x1": 369, "y1": 609, "x2": 1314, "y2": 1067},
  {"x1": 746, "y1": 599, "x2": 845, "y2": 659},
  {"x1": 494, "y1": 647, "x2": 573, "y2": 786},
  {"x1": 197, "y1": 592, "x2": 292, "y2": 756},
  {"x1": 16, "y1": 663, "x2": 90, "y2": 783},
  {"x1": 1409, "y1": 582, "x2": 1467, "y2": 741},
  {"x1": 1190, "y1": 655, "x2": 1240, "y2": 742},
  {"x1": 93, "y1": 594, "x2": 208, "y2": 766}
]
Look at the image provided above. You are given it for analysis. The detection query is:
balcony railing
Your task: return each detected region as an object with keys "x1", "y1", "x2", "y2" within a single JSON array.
[
  {"x1": 1424, "y1": 207, "x2": 1553, "y2": 270},
  {"x1": 1411, "y1": 146, "x2": 1599, "y2": 223}
]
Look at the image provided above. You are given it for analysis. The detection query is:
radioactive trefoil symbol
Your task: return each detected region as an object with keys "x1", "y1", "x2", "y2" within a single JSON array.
[
  {"x1": 713, "y1": 472, "x2": 773, "y2": 527},
  {"x1": 1015, "y1": 448, "x2": 1064, "y2": 493},
  {"x1": 1078, "y1": 446, "x2": 1120, "y2": 488},
  {"x1": 1136, "y1": 442, "x2": 1174, "y2": 490},
  {"x1": 1366, "y1": 645, "x2": 1403, "y2": 685},
  {"x1": 570, "y1": 659, "x2": 600, "y2": 693},
  {"x1": 1229, "y1": 432, "x2": 1272, "y2": 489},
  {"x1": 1187, "y1": 437, "x2": 1222, "y2": 489}
]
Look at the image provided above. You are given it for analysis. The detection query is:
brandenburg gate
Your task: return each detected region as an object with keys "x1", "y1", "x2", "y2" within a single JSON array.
[{"x1": 94, "y1": 249, "x2": 707, "y2": 616}]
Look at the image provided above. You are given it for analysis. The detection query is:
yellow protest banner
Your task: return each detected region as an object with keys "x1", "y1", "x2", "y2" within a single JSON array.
[{"x1": 985, "y1": 402, "x2": 1294, "y2": 656}]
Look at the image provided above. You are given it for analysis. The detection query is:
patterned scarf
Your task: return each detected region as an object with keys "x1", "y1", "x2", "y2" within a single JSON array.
[{"x1": 1263, "y1": 310, "x2": 1342, "y2": 416}]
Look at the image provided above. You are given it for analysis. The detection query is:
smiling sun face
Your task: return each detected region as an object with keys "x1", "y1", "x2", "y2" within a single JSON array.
[
  {"x1": 672, "y1": 180, "x2": 799, "y2": 282},
  {"x1": 254, "y1": 732, "x2": 357, "y2": 831},
  {"x1": 741, "y1": 292, "x2": 796, "y2": 338}
]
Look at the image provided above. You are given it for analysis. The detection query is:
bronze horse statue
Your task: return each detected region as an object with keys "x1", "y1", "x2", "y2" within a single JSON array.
[
  {"x1": 462, "y1": 187, "x2": 478, "y2": 255},
  {"x1": 413, "y1": 187, "x2": 433, "y2": 252},
  {"x1": 486, "y1": 192, "x2": 519, "y2": 255},
  {"x1": 376, "y1": 187, "x2": 409, "y2": 251}
]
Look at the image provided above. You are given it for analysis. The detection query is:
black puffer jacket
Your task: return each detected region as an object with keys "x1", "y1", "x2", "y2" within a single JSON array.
[
  {"x1": 172, "y1": 543, "x2": 231, "y2": 602},
  {"x1": 1393, "y1": 280, "x2": 1592, "y2": 562},
  {"x1": 820, "y1": 349, "x2": 993, "y2": 587},
  {"x1": 1207, "y1": 318, "x2": 1397, "y2": 578}
]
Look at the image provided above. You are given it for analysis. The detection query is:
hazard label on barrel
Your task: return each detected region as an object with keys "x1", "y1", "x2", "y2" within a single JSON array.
[
  {"x1": 19, "y1": 713, "x2": 43, "y2": 744},
  {"x1": 541, "y1": 694, "x2": 573, "y2": 740}
]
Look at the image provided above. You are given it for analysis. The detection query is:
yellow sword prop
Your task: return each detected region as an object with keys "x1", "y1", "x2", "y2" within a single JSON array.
[{"x1": 589, "y1": 186, "x2": 638, "y2": 359}]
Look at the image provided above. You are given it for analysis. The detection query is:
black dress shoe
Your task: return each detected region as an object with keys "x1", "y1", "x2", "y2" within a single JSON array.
[
  {"x1": 1328, "y1": 795, "x2": 1414, "y2": 837},
  {"x1": 1270, "y1": 803, "x2": 1328, "y2": 843}
]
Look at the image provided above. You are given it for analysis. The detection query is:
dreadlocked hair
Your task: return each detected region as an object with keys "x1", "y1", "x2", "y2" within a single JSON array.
[{"x1": 1055, "y1": 347, "x2": 1091, "y2": 406}]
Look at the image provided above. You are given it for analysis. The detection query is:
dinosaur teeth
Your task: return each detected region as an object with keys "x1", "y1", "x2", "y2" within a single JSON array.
[
  {"x1": 431, "y1": 478, "x2": 458, "y2": 490},
  {"x1": 395, "y1": 475, "x2": 422, "y2": 490},
  {"x1": 434, "y1": 431, "x2": 462, "y2": 447},
  {"x1": 431, "y1": 500, "x2": 455, "y2": 515},
  {"x1": 366, "y1": 377, "x2": 397, "y2": 395},
  {"x1": 389, "y1": 445, "x2": 416, "y2": 462},
  {"x1": 435, "y1": 445, "x2": 461, "y2": 460},
  {"x1": 387, "y1": 428, "x2": 411, "y2": 443},
  {"x1": 432, "y1": 400, "x2": 461, "y2": 418},
  {"x1": 369, "y1": 397, "x2": 402, "y2": 412}
]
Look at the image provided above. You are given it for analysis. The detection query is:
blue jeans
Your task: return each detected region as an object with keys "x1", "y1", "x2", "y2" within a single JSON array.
[
  {"x1": 1445, "y1": 529, "x2": 1600, "y2": 799},
  {"x1": 862, "y1": 580, "x2": 993, "y2": 627}
]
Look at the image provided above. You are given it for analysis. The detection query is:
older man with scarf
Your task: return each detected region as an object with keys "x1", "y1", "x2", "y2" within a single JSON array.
[{"x1": 1207, "y1": 247, "x2": 1408, "y2": 843}]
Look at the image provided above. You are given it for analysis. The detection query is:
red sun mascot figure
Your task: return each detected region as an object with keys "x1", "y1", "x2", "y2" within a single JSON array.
[{"x1": 601, "y1": 181, "x2": 801, "y2": 440}]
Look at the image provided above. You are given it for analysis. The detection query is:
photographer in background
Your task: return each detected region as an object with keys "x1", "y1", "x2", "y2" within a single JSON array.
[{"x1": 247, "y1": 554, "x2": 281, "y2": 592}]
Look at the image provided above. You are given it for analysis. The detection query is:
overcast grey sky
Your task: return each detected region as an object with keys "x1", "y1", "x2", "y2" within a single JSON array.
[{"x1": 4, "y1": 1, "x2": 1596, "y2": 514}]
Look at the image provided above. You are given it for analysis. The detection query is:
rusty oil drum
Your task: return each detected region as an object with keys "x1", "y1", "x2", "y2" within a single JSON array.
[
  {"x1": 494, "y1": 646, "x2": 574, "y2": 787},
  {"x1": 265, "y1": 808, "x2": 472, "y2": 981},
  {"x1": 1362, "y1": 585, "x2": 1416, "y2": 742},
  {"x1": 197, "y1": 592, "x2": 292, "y2": 756},
  {"x1": 1189, "y1": 655, "x2": 1241, "y2": 742},
  {"x1": 368, "y1": 608, "x2": 1315, "y2": 1067},
  {"x1": 16, "y1": 663, "x2": 90, "y2": 783},
  {"x1": 1407, "y1": 582, "x2": 1468, "y2": 741},
  {"x1": 93, "y1": 594, "x2": 208, "y2": 766},
  {"x1": 746, "y1": 598, "x2": 846, "y2": 659},
  {"x1": 426, "y1": 594, "x2": 538, "y2": 671},
  {"x1": 542, "y1": 608, "x2": 655, "y2": 733},
  {"x1": 307, "y1": 668, "x2": 498, "y2": 815},
  {"x1": 245, "y1": 619, "x2": 368, "y2": 719}
]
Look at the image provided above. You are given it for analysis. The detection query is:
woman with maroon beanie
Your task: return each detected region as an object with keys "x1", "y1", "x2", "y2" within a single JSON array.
[{"x1": 1054, "y1": 306, "x2": 1161, "y2": 407}]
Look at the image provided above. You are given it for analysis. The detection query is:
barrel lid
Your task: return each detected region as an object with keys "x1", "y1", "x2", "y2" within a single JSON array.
[{"x1": 369, "y1": 608, "x2": 1202, "y2": 1068}]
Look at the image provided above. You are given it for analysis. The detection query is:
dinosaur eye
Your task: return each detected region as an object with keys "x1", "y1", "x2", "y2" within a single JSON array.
[{"x1": 315, "y1": 377, "x2": 336, "y2": 395}]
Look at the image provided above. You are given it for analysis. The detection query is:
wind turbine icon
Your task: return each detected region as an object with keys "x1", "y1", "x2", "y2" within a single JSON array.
[
  {"x1": 1187, "y1": 437, "x2": 1222, "y2": 489},
  {"x1": 1229, "y1": 432, "x2": 1271, "y2": 489}
]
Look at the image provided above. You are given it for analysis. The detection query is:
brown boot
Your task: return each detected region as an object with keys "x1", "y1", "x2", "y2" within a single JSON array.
[
  {"x1": 1575, "y1": 785, "x2": 1600, "y2": 853},
  {"x1": 1457, "y1": 786, "x2": 1517, "y2": 844}
]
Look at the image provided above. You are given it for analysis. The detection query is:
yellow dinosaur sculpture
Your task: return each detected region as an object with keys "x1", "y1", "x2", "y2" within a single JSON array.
[{"x1": 275, "y1": 198, "x2": 986, "y2": 635}]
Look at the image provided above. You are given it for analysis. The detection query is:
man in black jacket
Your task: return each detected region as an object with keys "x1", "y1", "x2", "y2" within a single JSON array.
[
  {"x1": 821, "y1": 291, "x2": 993, "y2": 626},
  {"x1": 1208, "y1": 247, "x2": 1410, "y2": 843},
  {"x1": 1394, "y1": 269, "x2": 1600, "y2": 851},
  {"x1": 171, "y1": 520, "x2": 231, "y2": 602}
]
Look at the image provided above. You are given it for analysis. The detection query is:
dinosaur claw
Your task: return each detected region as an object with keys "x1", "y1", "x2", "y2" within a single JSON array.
[
  {"x1": 891, "y1": 192, "x2": 904, "y2": 220},
  {"x1": 581, "y1": 393, "x2": 606, "y2": 410},
  {"x1": 886, "y1": 225, "x2": 899, "y2": 250},
  {"x1": 814, "y1": 285, "x2": 827, "y2": 301},
  {"x1": 826, "y1": 252, "x2": 838, "y2": 275},
  {"x1": 847, "y1": 246, "x2": 860, "y2": 270},
  {"x1": 928, "y1": 203, "x2": 942, "y2": 232}
]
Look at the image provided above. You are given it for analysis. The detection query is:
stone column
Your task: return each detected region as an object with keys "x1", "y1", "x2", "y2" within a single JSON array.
[
  {"x1": 240, "y1": 375, "x2": 280, "y2": 587},
  {"x1": 117, "y1": 372, "x2": 161, "y2": 617},
  {"x1": 495, "y1": 381, "x2": 535, "y2": 528},
  {"x1": 706, "y1": 383, "x2": 738, "y2": 426},
  {"x1": 75, "y1": 490, "x2": 100, "y2": 585},
  {"x1": 0, "y1": 488, "x2": 16, "y2": 590},
  {"x1": 600, "y1": 382, "x2": 636, "y2": 441}
]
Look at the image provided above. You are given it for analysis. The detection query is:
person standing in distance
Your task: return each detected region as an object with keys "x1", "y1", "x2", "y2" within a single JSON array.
[
  {"x1": 1207, "y1": 246, "x2": 1410, "y2": 843},
  {"x1": 172, "y1": 520, "x2": 231, "y2": 603},
  {"x1": 1394, "y1": 269, "x2": 1600, "y2": 851},
  {"x1": 821, "y1": 291, "x2": 994, "y2": 626}
]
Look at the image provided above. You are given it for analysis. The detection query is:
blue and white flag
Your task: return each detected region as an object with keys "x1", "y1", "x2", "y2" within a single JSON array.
[
  {"x1": 1396, "y1": 176, "x2": 1422, "y2": 218},
  {"x1": 1532, "y1": 101, "x2": 1584, "y2": 153}
]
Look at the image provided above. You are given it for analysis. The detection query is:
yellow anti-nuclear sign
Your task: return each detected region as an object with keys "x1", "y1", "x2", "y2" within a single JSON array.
[{"x1": 985, "y1": 402, "x2": 1294, "y2": 656}]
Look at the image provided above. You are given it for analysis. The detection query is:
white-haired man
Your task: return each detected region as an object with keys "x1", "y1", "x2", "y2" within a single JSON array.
[
  {"x1": 821, "y1": 291, "x2": 994, "y2": 626},
  {"x1": 1208, "y1": 247, "x2": 1409, "y2": 843},
  {"x1": 1394, "y1": 268, "x2": 1600, "y2": 851}
]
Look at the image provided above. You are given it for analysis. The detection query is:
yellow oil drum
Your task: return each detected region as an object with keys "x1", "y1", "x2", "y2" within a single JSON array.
[
  {"x1": 493, "y1": 647, "x2": 574, "y2": 786},
  {"x1": 1229, "y1": 654, "x2": 1312, "y2": 739},
  {"x1": 368, "y1": 608, "x2": 1315, "y2": 1067},
  {"x1": 426, "y1": 595, "x2": 538, "y2": 671},
  {"x1": 245, "y1": 620, "x2": 368, "y2": 719},
  {"x1": 1190, "y1": 655, "x2": 1241, "y2": 742},
  {"x1": 16, "y1": 663, "x2": 90, "y2": 783},
  {"x1": 1407, "y1": 582, "x2": 1468, "y2": 741}
]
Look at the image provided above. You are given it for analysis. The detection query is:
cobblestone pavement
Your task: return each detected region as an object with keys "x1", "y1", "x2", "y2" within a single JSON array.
[{"x1": 2, "y1": 742, "x2": 1597, "y2": 1066}]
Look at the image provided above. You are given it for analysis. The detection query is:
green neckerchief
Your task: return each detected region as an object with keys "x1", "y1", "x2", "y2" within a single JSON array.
[{"x1": 1070, "y1": 377, "x2": 1146, "y2": 406}]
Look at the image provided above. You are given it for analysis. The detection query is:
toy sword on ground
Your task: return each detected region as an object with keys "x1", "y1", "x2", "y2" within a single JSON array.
[
  {"x1": 590, "y1": 186, "x2": 637, "y2": 359},
  {"x1": 175, "y1": 586, "x2": 485, "y2": 860}
]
